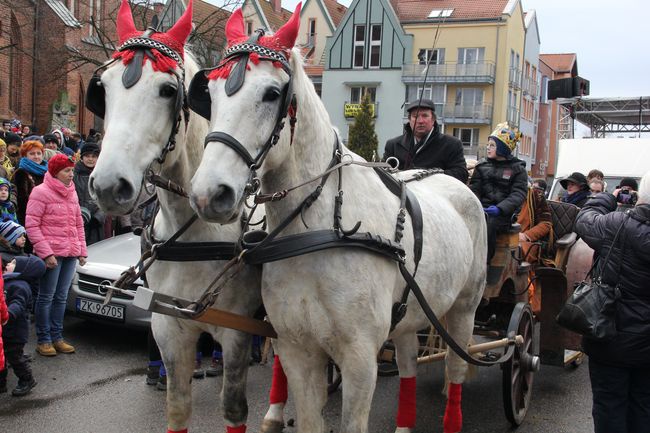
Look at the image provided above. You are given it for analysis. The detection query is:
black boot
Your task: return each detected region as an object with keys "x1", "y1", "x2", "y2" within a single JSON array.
[
  {"x1": 146, "y1": 365, "x2": 159, "y2": 385},
  {"x1": 12, "y1": 378, "x2": 36, "y2": 397}
]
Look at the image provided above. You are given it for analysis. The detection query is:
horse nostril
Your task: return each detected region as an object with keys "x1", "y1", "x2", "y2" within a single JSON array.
[
  {"x1": 210, "y1": 184, "x2": 236, "y2": 213},
  {"x1": 88, "y1": 176, "x2": 95, "y2": 194},
  {"x1": 113, "y1": 177, "x2": 135, "y2": 203}
]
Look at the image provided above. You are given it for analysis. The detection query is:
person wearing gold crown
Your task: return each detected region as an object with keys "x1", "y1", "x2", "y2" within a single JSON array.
[{"x1": 469, "y1": 122, "x2": 528, "y2": 262}]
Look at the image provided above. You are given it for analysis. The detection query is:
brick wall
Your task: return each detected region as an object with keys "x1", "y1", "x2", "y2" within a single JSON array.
[{"x1": 0, "y1": 0, "x2": 36, "y2": 128}]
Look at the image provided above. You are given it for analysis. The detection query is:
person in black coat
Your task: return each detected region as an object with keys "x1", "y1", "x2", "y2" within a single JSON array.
[
  {"x1": 560, "y1": 171, "x2": 591, "y2": 208},
  {"x1": 383, "y1": 99, "x2": 468, "y2": 183},
  {"x1": 574, "y1": 170, "x2": 650, "y2": 433},
  {"x1": 0, "y1": 255, "x2": 46, "y2": 396},
  {"x1": 469, "y1": 122, "x2": 527, "y2": 262},
  {"x1": 74, "y1": 143, "x2": 105, "y2": 245}
]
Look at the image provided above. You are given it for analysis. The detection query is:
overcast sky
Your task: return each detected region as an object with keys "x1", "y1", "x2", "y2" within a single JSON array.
[{"x1": 205, "y1": 0, "x2": 649, "y2": 98}]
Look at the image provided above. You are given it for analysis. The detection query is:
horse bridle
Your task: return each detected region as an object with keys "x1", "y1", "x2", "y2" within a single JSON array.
[
  {"x1": 188, "y1": 29, "x2": 295, "y2": 191},
  {"x1": 85, "y1": 30, "x2": 190, "y2": 166}
]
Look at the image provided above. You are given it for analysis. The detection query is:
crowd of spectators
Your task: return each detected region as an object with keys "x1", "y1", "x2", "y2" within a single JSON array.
[{"x1": 0, "y1": 118, "x2": 105, "y2": 396}]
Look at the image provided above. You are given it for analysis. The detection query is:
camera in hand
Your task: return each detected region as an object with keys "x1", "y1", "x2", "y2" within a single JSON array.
[{"x1": 617, "y1": 189, "x2": 638, "y2": 205}]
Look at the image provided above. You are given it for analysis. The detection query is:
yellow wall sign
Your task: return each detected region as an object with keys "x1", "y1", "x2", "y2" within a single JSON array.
[{"x1": 344, "y1": 103, "x2": 376, "y2": 118}]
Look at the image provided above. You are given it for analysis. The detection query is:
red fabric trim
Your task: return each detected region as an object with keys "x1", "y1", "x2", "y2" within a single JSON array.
[
  {"x1": 269, "y1": 355, "x2": 288, "y2": 404},
  {"x1": 443, "y1": 382, "x2": 463, "y2": 433},
  {"x1": 396, "y1": 376, "x2": 417, "y2": 428},
  {"x1": 226, "y1": 425, "x2": 247, "y2": 433},
  {"x1": 112, "y1": 49, "x2": 179, "y2": 74},
  {"x1": 167, "y1": 429, "x2": 188, "y2": 433}
]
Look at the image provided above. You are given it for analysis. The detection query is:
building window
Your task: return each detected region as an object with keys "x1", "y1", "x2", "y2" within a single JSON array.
[
  {"x1": 457, "y1": 47, "x2": 484, "y2": 64},
  {"x1": 246, "y1": 21, "x2": 253, "y2": 35},
  {"x1": 307, "y1": 18, "x2": 316, "y2": 45},
  {"x1": 417, "y1": 48, "x2": 445, "y2": 65},
  {"x1": 353, "y1": 25, "x2": 365, "y2": 68},
  {"x1": 350, "y1": 86, "x2": 376, "y2": 103},
  {"x1": 368, "y1": 24, "x2": 381, "y2": 68},
  {"x1": 453, "y1": 128, "x2": 479, "y2": 147},
  {"x1": 455, "y1": 88, "x2": 483, "y2": 106}
]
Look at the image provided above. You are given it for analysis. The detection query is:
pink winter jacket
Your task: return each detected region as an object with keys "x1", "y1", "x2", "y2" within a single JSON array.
[{"x1": 25, "y1": 172, "x2": 88, "y2": 259}]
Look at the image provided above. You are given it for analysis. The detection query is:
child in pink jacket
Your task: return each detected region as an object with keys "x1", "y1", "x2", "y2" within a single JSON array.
[{"x1": 25, "y1": 154, "x2": 87, "y2": 357}]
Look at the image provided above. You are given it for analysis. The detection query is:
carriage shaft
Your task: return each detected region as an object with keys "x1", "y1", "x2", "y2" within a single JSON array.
[{"x1": 416, "y1": 335, "x2": 523, "y2": 364}]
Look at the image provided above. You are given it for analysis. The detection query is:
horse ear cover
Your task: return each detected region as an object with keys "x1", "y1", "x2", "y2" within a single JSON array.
[{"x1": 274, "y1": 3, "x2": 302, "y2": 50}]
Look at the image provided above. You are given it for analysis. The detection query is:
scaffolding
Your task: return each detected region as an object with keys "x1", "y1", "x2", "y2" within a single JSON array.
[{"x1": 568, "y1": 97, "x2": 650, "y2": 138}]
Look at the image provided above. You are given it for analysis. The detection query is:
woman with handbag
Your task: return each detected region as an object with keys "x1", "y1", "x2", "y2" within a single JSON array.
[{"x1": 574, "y1": 170, "x2": 650, "y2": 433}]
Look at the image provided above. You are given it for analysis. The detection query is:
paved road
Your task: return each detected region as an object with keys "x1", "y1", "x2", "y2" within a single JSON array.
[{"x1": 0, "y1": 316, "x2": 594, "y2": 433}]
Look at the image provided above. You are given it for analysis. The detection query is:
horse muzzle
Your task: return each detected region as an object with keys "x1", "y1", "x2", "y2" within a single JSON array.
[
  {"x1": 89, "y1": 174, "x2": 139, "y2": 215},
  {"x1": 189, "y1": 184, "x2": 240, "y2": 224}
]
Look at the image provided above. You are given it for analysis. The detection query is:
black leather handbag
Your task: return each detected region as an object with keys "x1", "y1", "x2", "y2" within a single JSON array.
[{"x1": 556, "y1": 213, "x2": 629, "y2": 341}]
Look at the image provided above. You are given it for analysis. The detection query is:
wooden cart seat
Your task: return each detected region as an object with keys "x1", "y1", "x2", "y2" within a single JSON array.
[{"x1": 543, "y1": 201, "x2": 580, "y2": 271}]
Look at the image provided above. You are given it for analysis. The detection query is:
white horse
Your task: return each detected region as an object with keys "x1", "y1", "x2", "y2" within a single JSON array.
[
  {"x1": 88, "y1": 2, "x2": 262, "y2": 432},
  {"x1": 188, "y1": 5, "x2": 487, "y2": 433}
]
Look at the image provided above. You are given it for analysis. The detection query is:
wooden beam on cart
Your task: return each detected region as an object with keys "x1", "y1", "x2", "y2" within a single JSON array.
[{"x1": 417, "y1": 335, "x2": 524, "y2": 364}]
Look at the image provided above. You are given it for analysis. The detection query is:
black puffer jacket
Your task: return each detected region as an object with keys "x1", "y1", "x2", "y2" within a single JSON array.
[
  {"x1": 383, "y1": 123, "x2": 468, "y2": 183},
  {"x1": 574, "y1": 193, "x2": 650, "y2": 368},
  {"x1": 468, "y1": 156, "x2": 528, "y2": 217},
  {"x1": 73, "y1": 161, "x2": 100, "y2": 218},
  {"x1": 3, "y1": 255, "x2": 46, "y2": 344}
]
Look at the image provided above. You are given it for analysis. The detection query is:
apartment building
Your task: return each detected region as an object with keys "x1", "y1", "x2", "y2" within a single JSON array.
[
  {"x1": 320, "y1": 0, "x2": 532, "y2": 156},
  {"x1": 534, "y1": 53, "x2": 578, "y2": 180},
  {"x1": 516, "y1": 9, "x2": 541, "y2": 170}
]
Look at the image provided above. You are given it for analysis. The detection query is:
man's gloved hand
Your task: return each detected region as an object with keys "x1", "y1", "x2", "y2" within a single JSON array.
[{"x1": 484, "y1": 205, "x2": 501, "y2": 217}]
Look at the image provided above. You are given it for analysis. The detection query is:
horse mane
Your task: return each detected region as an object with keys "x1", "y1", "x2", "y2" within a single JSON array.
[{"x1": 287, "y1": 48, "x2": 338, "y2": 152}]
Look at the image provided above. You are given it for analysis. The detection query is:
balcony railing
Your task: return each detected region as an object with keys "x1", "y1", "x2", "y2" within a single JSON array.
[
  {"x1": 426, "y1": 103, "x2": 494, "y2": 124},
  {"x1": 508, "y1": 67, "x2": 522, "y2": 89},
  {"x1": 305, "y1": 32, "x2": 317, "y2": 47},
  {"x1": 522, "y1": 77, "x2": 539, "y2": 99},
  {"x1": 506, "y1": 106, "x2": 520, "y2": 127},
  {"x1": 402, "y1": 62, "x2": 496, "y2": 84}
]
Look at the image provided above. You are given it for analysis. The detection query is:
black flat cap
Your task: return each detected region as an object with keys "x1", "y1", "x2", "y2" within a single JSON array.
[{"x1": 405, "y1": 99, "x2": 436, "y2": 113}]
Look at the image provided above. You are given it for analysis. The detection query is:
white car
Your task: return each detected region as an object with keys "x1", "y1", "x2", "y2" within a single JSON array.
[{"x1": 66, "y1": 233, "x2": 150, "y2": 329}]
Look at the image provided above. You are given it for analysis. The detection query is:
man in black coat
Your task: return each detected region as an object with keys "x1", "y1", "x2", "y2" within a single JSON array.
[
  {"x1": 574, "y1": 171, "x2": 650, "y2": 433},
  {"x1": 383, "y1": 99, "x2": 468, "y2": 183}
]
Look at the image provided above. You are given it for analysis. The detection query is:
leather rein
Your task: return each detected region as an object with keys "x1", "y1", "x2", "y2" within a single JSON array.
[{"x1": 201, "y1": 42, "x2": 517, "y2": 366}]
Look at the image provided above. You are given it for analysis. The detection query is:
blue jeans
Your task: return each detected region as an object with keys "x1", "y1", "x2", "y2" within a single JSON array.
[{"x1": 35, "y1": 257, "x2": 77, "y2": 344}]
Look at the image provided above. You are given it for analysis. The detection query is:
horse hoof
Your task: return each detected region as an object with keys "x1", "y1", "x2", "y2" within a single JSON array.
[{"x1": 260, "y1": 419, "x2": 284, "y2": 433}]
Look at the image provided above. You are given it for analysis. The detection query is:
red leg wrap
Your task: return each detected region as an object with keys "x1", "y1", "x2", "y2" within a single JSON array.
[
  {"x1": 443, "y1": 382, "x2": 463, "y2": 433},
  {"x1": 226, "y1": 425, "x2": 246, "y2": 433},
  {"x1": 269, "y1": 355, "x2": 288, "y2": 404},
  {"x1": 396, "y1": 376, "x2": 417, "y2": 428},
  {"x1": 167, "y1": 429, "x2": 188, "y2": 433}
]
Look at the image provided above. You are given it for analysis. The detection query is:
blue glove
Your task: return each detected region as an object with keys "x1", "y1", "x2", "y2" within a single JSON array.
[{"x1": 484, "y1": 205, "x2": 501, "y2": 216}]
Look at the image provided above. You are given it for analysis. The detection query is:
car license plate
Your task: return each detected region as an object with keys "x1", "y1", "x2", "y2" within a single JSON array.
[{"x1": 76, "y1": 297, "x2": 125, "y2": 321}]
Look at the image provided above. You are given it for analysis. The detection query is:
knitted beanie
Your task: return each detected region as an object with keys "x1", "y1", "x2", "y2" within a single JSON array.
[
  {"x1": 0, "y1": 220, "x2": 25, "y2": 245},
  {"x1": 47, "y1": 153, "x2": 75, "y2": 177}
]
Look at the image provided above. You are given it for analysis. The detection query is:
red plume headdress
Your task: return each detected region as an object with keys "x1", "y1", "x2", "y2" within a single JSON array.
[
  {"x1": 113, "y1": 0, "x2": 194, "y2": 73},
  {"x1": 208, "y1": 3, "x2": 302, "y2": 81}
]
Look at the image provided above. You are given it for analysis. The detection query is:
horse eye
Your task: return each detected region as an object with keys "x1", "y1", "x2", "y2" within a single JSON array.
[
  {"x1": 262, "y1": 87, "x2": 281, "y2": 102},
  {"x1": 159, "y1": 84, "x2": 177, "y2": 98}
]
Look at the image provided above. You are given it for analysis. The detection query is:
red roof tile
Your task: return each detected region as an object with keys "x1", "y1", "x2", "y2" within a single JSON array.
[
  {"x1": 304, "y1": 65, "x2": 324, "y2": 76},
  {"x1": 389, "y1": 0, "x2": 510, "y2": 22},
  {"x1": 193, "y1": 0, "x2": 231, "y2": 49},
  {"x1": 257, "y1": 0, "x2": 294, "y2": 31},
  {"x1": 539, "y1": 53, "x2": 577, "y2": 74},
  {"x1": 322, "y1": 0, "x2": 348, "y2": 27}
]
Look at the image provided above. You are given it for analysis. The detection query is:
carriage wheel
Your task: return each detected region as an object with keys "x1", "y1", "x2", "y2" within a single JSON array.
[
  {"x1": 502, "y1": 302, "x2": 539, "y2": 426},
  {"x1": 327, "y1": 360, "x2": 342, "y2": 394}
]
